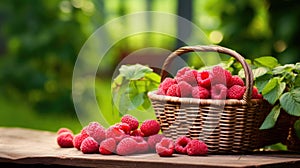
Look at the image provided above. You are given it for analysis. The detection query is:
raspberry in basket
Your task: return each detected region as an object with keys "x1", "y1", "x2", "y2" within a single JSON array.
[
  {"x1": 159, "y1": 77, "x2": 176, "y2": 95},
  {"x1": 227, "y1": 85, "x2": 246, "y2": 99},
  {"x1": 211, "y1": 66, "x2": 232, "y2": 86},
  {"x1": 177, "y1": 81, "x2": 193, "y2": 97},
  {"x1": 176, "y1": 69, "x2": 198, "y2": 86},
  {"x1": 192, "y1": 86, "x2": 210, "y2": 99},
  {"x1": 211, "y1": 84, "x2": 227, "y2": 99},
  {"x1": 166, "y1": 84, "x2": 180, "y2": 97},
  {"x1": 196, "y1": 70, "x2": 212, "y2": 89},
  {"x1": 252, "y1": 86, "x2": 263, "y2": 99},
  {"x1": 228, "y1": 75, "x2": 245, "y2": 87}
]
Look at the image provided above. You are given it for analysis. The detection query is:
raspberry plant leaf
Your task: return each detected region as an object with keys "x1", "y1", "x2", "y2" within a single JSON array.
[
  {"x1": 254, "y1": 56, "x2": 278, "y2": 69},
  {"x1": 255, "y1": 74, "x2": 273, "y2": 92},
  {"x1": 119, "y1": 64, "x2": 153, "y2": 80},
  {"x1": 294, "y1": 119, "x2": 300, "y2": 139},
  {"x1": 260, "y1": 104, "x2": 281, "y2": 130},
  {"x1": 238, "y1": 67, "x2": 268, "y2": 79},
  {"x1": 262, "y1": 77, "x2": 286, "y2": 105},
  {"x1": 279, "y1": 88, "x2": 300, "y2": 117}
]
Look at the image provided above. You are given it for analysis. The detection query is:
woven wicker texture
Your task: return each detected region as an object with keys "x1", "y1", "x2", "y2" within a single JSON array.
[{"x1": 148, "y1": 45, "x2": 281, "y2": 153}]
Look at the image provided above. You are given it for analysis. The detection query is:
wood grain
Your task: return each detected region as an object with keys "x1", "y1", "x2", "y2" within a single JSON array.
[{"x1": 0, "y1": 127, "x2": 300, "y2": 168}]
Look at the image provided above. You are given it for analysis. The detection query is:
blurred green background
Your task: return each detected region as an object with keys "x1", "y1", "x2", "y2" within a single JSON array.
[{"x1": 0, "y1": 0, "x2": 299, "y2": 134}]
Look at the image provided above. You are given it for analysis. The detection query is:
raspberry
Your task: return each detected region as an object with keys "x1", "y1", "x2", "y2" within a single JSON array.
[
  {"x1": 211, "y1": 66, "x2": 232, "y2": 86},
  {"x1": 252, "y1": 86, "x2": 263, "y2": 99},
  {"x1": 130, "y1": 129, "x2": 144, "y2": 137},
  {"x1": 156, "y1": 87, "x2": 165, "y2": 95},
  {"x1": 99, "y1": 138, "x2": 116, "y2": 155},
  {"x1": 186, "y1": 139, "x2": 208, "y2": 156},
  {"x1": 121, "y1": 114, "x2": 139, "y2": 131},
  {"x1": 227, "y1": 85, "x2": 246, "y2": 99},
  {"x1": 211, "y1": 84, "x2": 227, "y2": 99},
  {"x1": 73, "y1": 132, "x2": 89, "y2": 150},
  {"x1": 228, "y1": 75, "x2": 245, "y2": 87},
  {"x1": 176, "y1": 70, "x2": 198, "y2": 86},
  {"x1": 177, "y1": 81, "x2": 193, "y2": 97},
  {"x1": 176, "y1": 67, "x2": 191, "y2": 78},
  {"x1": 57, "y1": 128, "x2": 73, "y2": 135},
  {"x1": 197, "y1": 70, "x2": 211, "y2": 89},
  {"x1": 80, "y1": 137, "x2": 99, "y2": 154},
  {"x1": 86, "y1": 122, "x2": 106, "y2": 144},
  {"x1": 116, "y1": 137, "x2": 137, "y2": 155},
  {"x1": 147, "y1": 134, "x2": 165, "y2": 151},
  {"x1": 192, "y1": 86, "x2": 210, "y2": 99},
  {"x1": 106, "y1": 125, "x2": 129, "y2": 142},
  {"x1": 166, "y1": 84, "x2": 180, "y2": 97},
  {"x1": 140, "y1": 120, "x2": 161, "y2": 137},
  {"x1": 57, "y1": 132, "x2": 74, "y2": 148},
  {"x1": 114, "y1": 123, "x2": 131, "y2": 135},
  {"x1": 132, "y1": 136, "x2": 149, "y2": 154},
  {"x1": 155, "y1": 138, "x2": 175, "y2": 157},
  {"x1": 175, "y1": 136, "x2": 191, "y2": 154},
  {"x1": 159, "y1": 77, "x2": 176, "y2": 95}
]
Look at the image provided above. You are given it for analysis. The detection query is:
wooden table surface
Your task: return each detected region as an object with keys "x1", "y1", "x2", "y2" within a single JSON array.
[{"x1": 0, "y1": 127, "x2": 300, "y2": 168}]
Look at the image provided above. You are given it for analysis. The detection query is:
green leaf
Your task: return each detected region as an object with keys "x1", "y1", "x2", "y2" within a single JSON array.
[
  {"x1": 253, "y1": 67, "x2": 269, "y2": 79},
  {"x1": 260, "y1": 104, "x2": 281, "y2": 130},
  {"x1": 129, "y1": 92, "x2": 144, "y2": 110},
  {"x1": 294, "y1": 75, "x2": 300, "y2": 88},
  {"x1": 272, "y1": 64, "x2": 295, "y2": 75},
  {"x1": 254, "y1": 56, "x2": 278, "y2": 69},
  {"x1": 119, "y1": 64, "x2": 153, "y2": 80},
  {"x1": 262, "y1": 77, "x2": 286, "y2": 105},
  {"x1": 255, "y1": 74, "x2": 273, "y2": 92},
  {"x1": 294, "y1": 120, "x2": 300, "y2": 139},
  {"x1": 280, "y1": 89, "x2": 300, "y2": 116}
]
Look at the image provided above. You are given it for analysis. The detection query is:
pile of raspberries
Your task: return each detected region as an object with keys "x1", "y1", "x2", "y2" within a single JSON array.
[
  {"x1": 57, "y1": 115, "x2": 207, "y2": 157},
  {"x1": 157, "y1": 66, "x2": 262, "y2": 100}
]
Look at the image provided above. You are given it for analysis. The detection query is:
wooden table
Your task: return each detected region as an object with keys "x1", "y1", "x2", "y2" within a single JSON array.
[{"x1": 0, "y1": 127, "x2": 300, "y2": 168}]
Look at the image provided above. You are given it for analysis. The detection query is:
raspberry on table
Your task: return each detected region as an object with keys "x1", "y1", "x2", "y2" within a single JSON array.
[
  {"x1": 186, "y1": 139, "x2": 208, "y2": 156},
  {"x1": 115, "y1": 123, "x2": 131, "y2": 135},
  {"x1": 132, "y1": 136, "x2": 149, "y2": 154},
  {"x1": 57, "y1": 132, "x2": 74, "y2": 148},
  {"x1": 192, "y1": 86, "x2": 210, "y2": 99},
  {"x1": 175, "y1": 136, "x2": 191, "y2": 154},
  {"x1": 130, "y1": 129, "x2": 144, "y2": 137},
  {"x1": 116, "y1": 137, "x2": 138, "y2": 155},
  {"x1": 177, "y1": 81, "x2": 193, "y2": 97},
  {"x1": 57, "y1": 128, "x2": 73, "y2": 135},
  {"x1": 166, "y1": 84, "x2": 180, "y2": 97},
  {"x1": 140, "y1": 120, "x2": 161, "y2": 137},
  {"x1": 121, "y1": 114, "x2": 139, "y2": 131},
  {"x1": 197, "y1": 70, "x2": 211, "y2": 89},
  {"x1": 106, "y1": 125, "x2": 129, "y2": 142},
  {"x1": 147, "y1": 134, "x2": 165, "y2": 151},
  {"x1": 99, "y1": 138, "x2": 116, "y2": 155},
  {"x1": 80, "y1": 137, "x2": 99, "y2": 154},
  {"x1": 211, "y1": 66, "x2": 232, "y2": 86},
  {"x1": 159, "y1": 77, "x2": 177, "y2": 95},
  {"x1": 73, "y1": 132, "x2": 89, "y2": 150},
  {"x1": 211, "y1": 84, "x2": 227, "y2": 99},
  {"x1": 228, "y1": 75, "x2": 245, "y2": 87},
  {"x1": 86, "y1": 122, "x2": 106, "y2": 144},
  {"x1": 227, "y1": 85, "x2": 246, "y2": 99},
  {"x1": 155, "y1": 137, "x2": 175, "y2": 157}
]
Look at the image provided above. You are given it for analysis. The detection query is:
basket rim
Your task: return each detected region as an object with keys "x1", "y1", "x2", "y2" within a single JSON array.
[{"x1": 148, "y1": 90, "x2": 264, "y2": 106}]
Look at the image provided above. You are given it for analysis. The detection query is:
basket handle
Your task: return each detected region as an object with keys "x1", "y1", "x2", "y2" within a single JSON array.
[{"x1": 160, "y1": 45, "x2": 253, "y2": 101}]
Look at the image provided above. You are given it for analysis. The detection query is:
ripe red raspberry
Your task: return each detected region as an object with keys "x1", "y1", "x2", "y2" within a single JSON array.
[
  {"x1": 73, "y1": 132, "x2": 89, "y2": 150},
  {"x1": 155, "y1": 138, "x2": 175, "y2": 157},
  {"x1": 57, "y1": 128, "x2": 73, "y2": 135},
  {"x1": 80, "y1": 137, "x2": 99, "y2": 154},
  {"x1": 114, "y1": 123, "x2": 131, "y2": 135},
  {"x1": 121, "y1": 114, "x2": 139, "y2": 131},
  {"x1": 211, "y1": 66, "x2": 232, "y2": 86},
  {"x1": 99, "y1": 138, "x2": 116, "y2": 155},
  {"x1": 106, "y1": 125, "x2": 129, "y2": 142},
  {"x1": 166, "y1": 84, "x2": 180, "y2": 97},
  {"x1": 186, "y1": 139, "x2": 208, "y2": 156},
  {"x1": 175, "y1": 136, "x2": 191, "y2": 154},
  {"x1": 147, "y1": 134, "x2": 165, "y2": 151},
  {"x1": 132, "y1": 136, "x2": 149, "y2": 154},
  {"x1": 176, "y1": 70, "x2": 198, "y2": 86},
  {"x1": 177, "y1": 81, "x2": 193, "y2": 97},
  {"x1": 176, "y1": 67, "x2": 191, "y2": 78},
  {"x1": 140, "y1": 120, "x2": 161, "y2": 137},
  {"x1": 57, "y1": 132, "x2": 74, "y2": 148},
  {"x1": 192, "y1": 86, "x2": 210, "y2": 99},
  {"x1": 211, "y1": 84, "x2": 227, "y2": 99},
  {"x1": 197, "y1": 70, "x2": 211, "y2": 89},
  {"x1": 116, "y1": 137, "x2": 137, "y2": 155},
  {"x1": 159, "y1": 77, "x2": 177, "y2": 95},
  {"x1": 86, "y1": 122, "x2": 106, "y2": 144},
  {"x1": 227, "y1": 85, "x2": 246, "y2": 99},
  {"x1": 252, "y1": 86, "x2": 263, "y2": 99},
  {"x1": 228, "y1": 75, "x2": 244, "y2": 87},
  {"x1": 130, "y1": 129, "x2": 144, "y2": 137}
]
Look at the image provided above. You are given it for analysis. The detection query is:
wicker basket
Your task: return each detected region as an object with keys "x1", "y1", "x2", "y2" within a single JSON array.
[{"x1": 148, "y1": 45, "x2": 281, "y2": 154}]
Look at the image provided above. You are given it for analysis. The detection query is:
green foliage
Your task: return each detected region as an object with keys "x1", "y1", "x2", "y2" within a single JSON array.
[
  {"x1": 260, "y1": 104, "x2": 281, "y2": 130},
  {"x1": 112, "y1": 64, "x2": 160, "y2": 121},
  {"x1": 294, "y1": 120, "x2": 300, "y2": 139}
]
